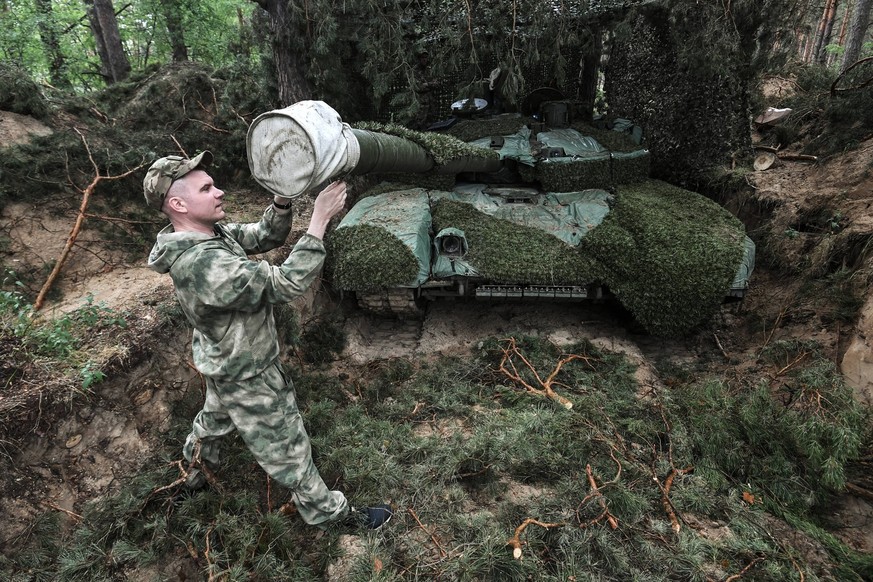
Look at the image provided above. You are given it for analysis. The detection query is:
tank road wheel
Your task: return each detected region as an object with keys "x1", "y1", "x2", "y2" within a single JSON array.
[{"x1": 356, "y1": 289, "x2": 424, "y2": 319}]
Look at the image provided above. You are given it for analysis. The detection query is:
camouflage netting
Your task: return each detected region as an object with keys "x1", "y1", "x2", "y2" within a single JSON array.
[
  {"x1": 353, "y1": 121, "x2": 498, "y2": 167},
  {"x1": 431, "y1": 197, "x2": 601, "y2": 283},
  {"x1": 430, "y1": 180, "x2": 746, "y2": 336},
  {"x1": 532, "y1": 151, "x2": 650, "y2": 191},
  {"x1": 0, "y1": 62, "x2": 50, "y2": 119},
  {"x1": 0, "y1": 62, "x2": 275, "y2": 213},
  {"x1": 605, "y1": 5, "x2": 751, "y2": 187},
  {"x1": 352, "y1": 121, "x2": 499, "y2": 190},
  {"x1": 571, "y1": 123, "x2": 644, "y2": 153},
  {"x1": 444, "y1": 115, "x2": 532, "y2": 142},
  {"x1": 326, "y1": 224, "x2": 420, "y2": 291},
  {"x1": 582, "y1": 180, "x2": 746, "y2": 336}
]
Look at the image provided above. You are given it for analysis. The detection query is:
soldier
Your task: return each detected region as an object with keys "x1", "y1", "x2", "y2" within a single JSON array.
[{"x1": 143, "y1": 151, "x2": 392, "y2": 530}]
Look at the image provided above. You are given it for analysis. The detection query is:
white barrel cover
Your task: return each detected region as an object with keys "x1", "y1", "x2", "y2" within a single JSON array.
[{"x1": 246, "y1": 101, "x2": 361, "y2": 199}]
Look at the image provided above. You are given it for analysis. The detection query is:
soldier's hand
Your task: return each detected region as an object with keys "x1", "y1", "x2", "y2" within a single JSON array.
[{"x1": 308, "y1": 181, "x2": 347, "y2": 240}]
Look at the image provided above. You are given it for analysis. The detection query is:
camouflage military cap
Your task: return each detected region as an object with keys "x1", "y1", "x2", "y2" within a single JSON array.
[{"x1": 143, "y1": 151, "x2": 213, "y2": 210}]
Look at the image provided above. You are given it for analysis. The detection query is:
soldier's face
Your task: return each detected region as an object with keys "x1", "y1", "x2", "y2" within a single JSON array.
[{"x1": 172, "y1": 170, "x2": 226, "y2": 226}]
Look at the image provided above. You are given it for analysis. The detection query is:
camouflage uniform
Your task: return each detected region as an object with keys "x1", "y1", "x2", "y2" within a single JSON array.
[{"x1": 147, "y1": 205, "x2": 348, "y2": 526}]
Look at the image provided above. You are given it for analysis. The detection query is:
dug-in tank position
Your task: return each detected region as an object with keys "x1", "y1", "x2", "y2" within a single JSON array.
[{"x1": 246, "y1": 100, "x2": 754, "y2": 337}]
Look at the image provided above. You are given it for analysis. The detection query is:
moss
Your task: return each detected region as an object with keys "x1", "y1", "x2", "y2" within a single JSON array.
[{"x1": 326, "y1": 224, "x2": 420, "y2": 291}]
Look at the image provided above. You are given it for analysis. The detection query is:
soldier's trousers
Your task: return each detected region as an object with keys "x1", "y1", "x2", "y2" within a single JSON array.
[{"x1": 182, "y1": 361, "x2": 348, "y2": 526}]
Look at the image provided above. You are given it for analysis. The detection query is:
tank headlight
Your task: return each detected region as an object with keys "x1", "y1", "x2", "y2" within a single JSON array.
[{"x1": 440, "y1": 235, "x2": 463, "y2": 256}]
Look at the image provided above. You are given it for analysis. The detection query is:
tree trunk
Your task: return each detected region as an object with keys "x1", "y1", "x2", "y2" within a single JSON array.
[
  {"x1": 826, "y1": 0, "x2": 853, "y2": 66},
  {"x1": 842, "y1": 0, "x2": 873, "y2": 69},
  {"x1": 253, "y1": 0, "x2": 312, "y2": 106},
  {"x1": 34, "y1": 0, "x2": 70, "y2": 87},
  {"x1": 578, "y1": 22, "x2": 602, "y2": 122},
  {"x1": 813, "y1": 0, "x2": 840, "y2": 63},
  {"x1": 84, "y1": 0, "x2": 131, "y2": 83},
  {"x1": 161, "y1": 0, "x2": 188, "y2": 62}
]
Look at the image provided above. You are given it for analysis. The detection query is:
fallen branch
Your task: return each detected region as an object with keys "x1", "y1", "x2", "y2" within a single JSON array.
[
  {"x1": 585, "y1": 463, "x2": 619, "y2": 530},
  {"x1": 408, "y1": 508, "x2": 448, "y2": 558},
  {"x1": 724, "y1": 556, "x2": 765, "y2": 581},
  {"x1": 497, "y1": 337, "x2": 595, "y2": 409},
  {"x1": 713, "y1": 333, "x2": 730, "y2": 360},
  {"x1": 187, "y1": 118, "x2": 231, "y2": 134},
  {"x1": 777, "y1": 153, "x2": 818, "y2": 163},
  {"x1": 43, "y1": 501, "x2": 83, "y2": 522},
  {"x1": 846, "y1": 482, "x2": 873, "y2": 502},
  {"x1": 506, "y1": 517, "x2": 565, "y2": 559},
  {"x1": 831, "y1": 56, "x2": 873, "y2": 96},
  {"x1": 34, "y1": 129, "x2": 145, "y2": 310},
  {"x1": 657, "y1": 466, "x2": 693, "y2": 533}
]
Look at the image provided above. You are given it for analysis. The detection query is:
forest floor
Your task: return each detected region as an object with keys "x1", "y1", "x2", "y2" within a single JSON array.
[{"x1": 1, "y1": 108, "x2": 872, "y2": 580}]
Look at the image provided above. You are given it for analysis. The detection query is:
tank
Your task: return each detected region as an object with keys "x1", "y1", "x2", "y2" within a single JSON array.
[{"x1": 247, "y1": 100, "x2": 755, "y2": 337}]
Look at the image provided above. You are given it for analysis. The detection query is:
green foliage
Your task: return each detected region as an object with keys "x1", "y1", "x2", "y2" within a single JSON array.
[
  {"x1": 0, "y1": 288, "x2": 127, "y2": 391},
  {"x1": 299, "y1": 313, "x2": 346, "y2": 365},
  {"x1": 0, "y1": 61, "x2": 274, "y2": 221},
  {"x1": 674, "y1": 342, "x2": 864, "y2": 512},
  {"x1": 1, "y1": 0, "x2": 263, "y2": 92},
  {"x1": 0, "y1": 62, "x2": 50, "y2": 119}
]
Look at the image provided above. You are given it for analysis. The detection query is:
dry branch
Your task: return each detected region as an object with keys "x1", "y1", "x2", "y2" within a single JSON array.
[
  {"x1": 33, "y1": 129, "x2": 145, "y2": 311},
  {"x1": 724, "y1": 556, "x2": 765, "y2": 581},
  {"x1": 831, "y1": 56, "x2": 873, "y2": 95},
  {"x1": 506, "y1": 517, "x2": 566, "y2": 559},
  {"x1": 573, "y1": 449, "x2": 622, "y2": 530},
  {"x1": 408, "y1": 508, "x2": 448, "y2": 558},
  {"x1": 497, "y1": 337, "x2": 595, "y2": 409},
  {"x1": 658, "y1": 466, "x2": 693, "y2": 533}
]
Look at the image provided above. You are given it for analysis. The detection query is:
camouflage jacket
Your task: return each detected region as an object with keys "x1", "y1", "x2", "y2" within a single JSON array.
[{"x1": 148, "y1": 205, "x2": 325, "y2": 381}]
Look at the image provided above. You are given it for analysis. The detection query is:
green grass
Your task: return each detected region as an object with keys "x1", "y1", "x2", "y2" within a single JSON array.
[{"x1": 2, "y1": 334, "x2": 868, "y2": 581}]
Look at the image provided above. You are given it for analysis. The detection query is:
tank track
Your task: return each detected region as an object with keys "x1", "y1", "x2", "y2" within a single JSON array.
[{"x1": 356, "y1": 289, "x2": 424, "y2": 319}]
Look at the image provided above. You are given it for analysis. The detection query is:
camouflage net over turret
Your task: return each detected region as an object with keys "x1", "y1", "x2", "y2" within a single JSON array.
[{"x1": 523, "y1": 152, "x2": 650, "y2": 191}]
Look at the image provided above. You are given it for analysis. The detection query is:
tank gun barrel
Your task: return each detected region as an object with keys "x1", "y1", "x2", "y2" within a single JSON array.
[{"x1": 247, "y1": 101, "x2": 501, "y2": 199}]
